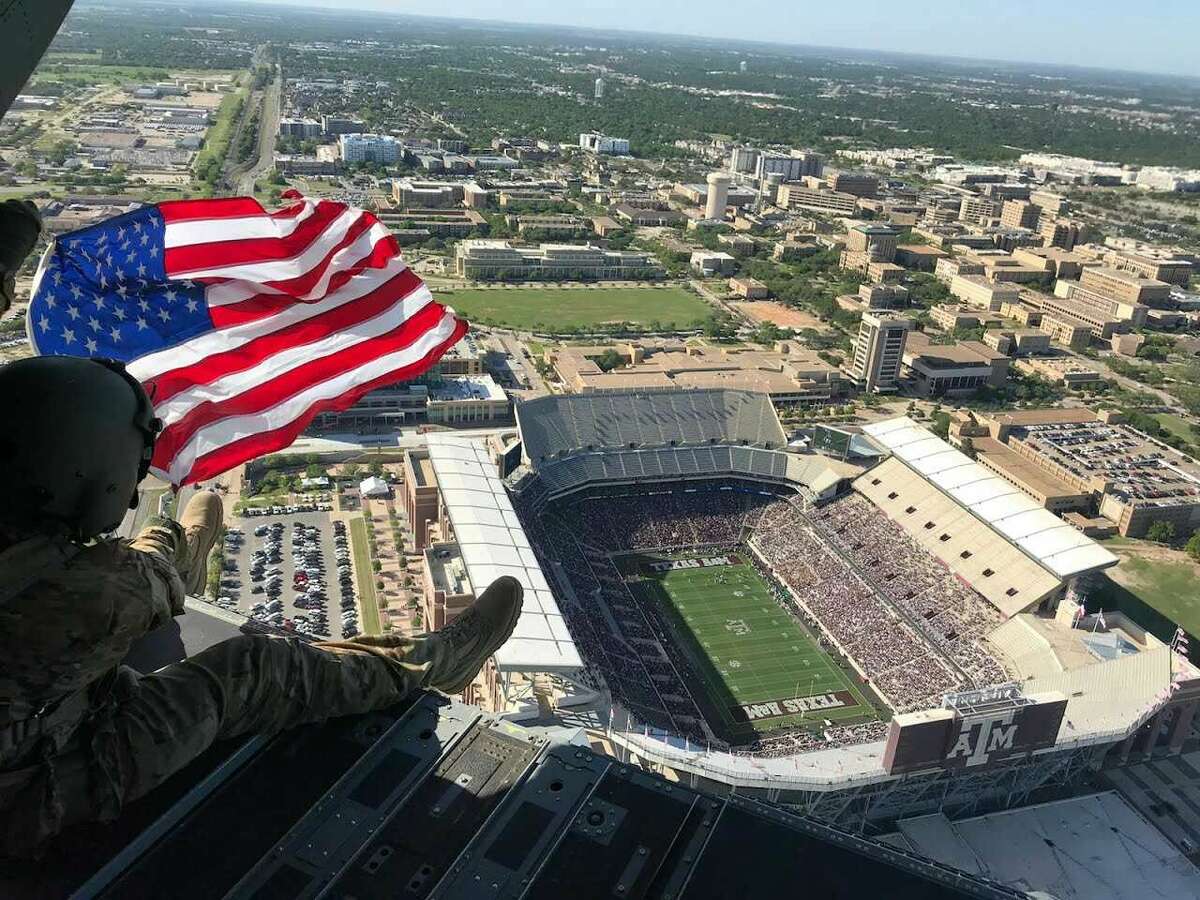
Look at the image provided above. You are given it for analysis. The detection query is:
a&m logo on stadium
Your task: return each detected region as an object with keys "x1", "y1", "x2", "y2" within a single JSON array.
[{"x1": 881, "y1": 685, "x2": 1068, "y2": 775}]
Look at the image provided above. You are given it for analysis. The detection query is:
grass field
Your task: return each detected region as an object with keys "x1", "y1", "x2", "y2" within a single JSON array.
[
  {"x1": 625, "y1": 553, "x2": 876, "y2": 740},
  {"x1": 349, "y1": 517, "x2": 383, "y2": 636},
  {"x1": 435, "y1": 286, "x2": 713, "y2": 331},
  {"x1": 1154, "y1": 412, "x2": 1199, "y2": 446},
  {"x1": 1094, "y1": 551, "x2": 1200, "y2": 643}
]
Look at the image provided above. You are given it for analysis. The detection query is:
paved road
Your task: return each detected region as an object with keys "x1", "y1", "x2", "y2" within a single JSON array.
[{"x1": 235, "y1": 66, "x2": 281, "y2": 196}]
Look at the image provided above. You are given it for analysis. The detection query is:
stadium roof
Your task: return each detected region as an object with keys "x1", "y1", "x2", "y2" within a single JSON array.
[
  {"x1": 426, "y1": 434, "x2": 583, "y2": 673},
  {"x1": 861, "y1": 417, "x2": 1118, "y2": 581},
  {"x1": 516, "y1": 389, "x2": 785, "y2": 468},
  {"x1": 884, "y1": 792, "x2": 1200, "y2": 900}
]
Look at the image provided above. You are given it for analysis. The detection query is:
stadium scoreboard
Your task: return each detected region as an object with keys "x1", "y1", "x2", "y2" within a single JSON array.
[{"x1": 882, "y1": 687, "x2": 1068, "y2": 775}]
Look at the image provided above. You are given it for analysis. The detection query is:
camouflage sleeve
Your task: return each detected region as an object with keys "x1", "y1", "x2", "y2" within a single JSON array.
[{"x1": 127, "y1": 516, "x2": 188, "y2": 620}]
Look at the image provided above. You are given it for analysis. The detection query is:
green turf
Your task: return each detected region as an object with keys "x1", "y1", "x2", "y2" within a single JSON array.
[
  {"x1": 1094, "y1": 553, "x2": 1200, "y2": 641},
  {"x1": 626, "y1": 553, "x2": 877, "y2": 739},
  {"x1": 1154, "y1": 412, "x2": 1199, "y2": 447},
  {"x1": 349, "y1": 517, "x2": 383, "y2": 636},
  {"x1": 434, "y1": 286, "x2": 713, "y2": 331}
]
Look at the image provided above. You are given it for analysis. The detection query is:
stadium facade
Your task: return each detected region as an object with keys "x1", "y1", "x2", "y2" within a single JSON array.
[{"x1": 419, "y1": 389, "x2": 1200, "y2": 834}]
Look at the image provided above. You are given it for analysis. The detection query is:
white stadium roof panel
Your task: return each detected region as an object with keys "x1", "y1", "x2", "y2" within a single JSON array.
[
  {"x1": 992, "y1": 507, "x2": 1060, "y2": 541},
  {"x1": 427, "y1": 434, "x2": 584, "y2": 672},
  {"x1": 950, "y1": 477, "x2": 1019, "y2": 507},
  {"x1": 907, "y1": 448, "x2": 968, "y2": 477},
  {"x1": 863, "y1": 417, "x2": 1118, "y2": 580}
]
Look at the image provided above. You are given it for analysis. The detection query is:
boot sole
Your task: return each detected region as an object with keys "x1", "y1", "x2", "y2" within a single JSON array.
[{"x1": 436, "y1": 584, "x2": 524, "y2": 694}]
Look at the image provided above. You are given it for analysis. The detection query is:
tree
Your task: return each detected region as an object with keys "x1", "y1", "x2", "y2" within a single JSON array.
[
  {"x1": 344, "y1": 462, "x2": 361, "y2": 479},
  {"x1": 595, "y1": 348, "x2": 624, "y2": 372},
  {"x1": 369, "y1": 461, "x2": 385, "y2": 478},
  {"x1": 1186, "y1": 531, "x2": 1200, "y2": 562},
  {"x1": 305, "y1": 462, "x2": 324, "y2": 479},
  {"x1": 1146, "y1": 520, "x2": 1177, "y2": 544}
]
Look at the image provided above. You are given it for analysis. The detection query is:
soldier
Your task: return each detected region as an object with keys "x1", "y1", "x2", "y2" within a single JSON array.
[{"x1": 0, "y1": 343, "x2": 522, "y2": 855}]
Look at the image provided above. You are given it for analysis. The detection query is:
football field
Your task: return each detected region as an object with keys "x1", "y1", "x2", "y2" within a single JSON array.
[{"x1": 623, "y1": 552, "x2": 877, "y2": 740}]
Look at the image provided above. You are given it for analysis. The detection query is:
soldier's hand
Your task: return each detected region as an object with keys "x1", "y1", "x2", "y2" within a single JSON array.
[{"x1": 0, "y1": 199, "x2": 42, "y2": 316}]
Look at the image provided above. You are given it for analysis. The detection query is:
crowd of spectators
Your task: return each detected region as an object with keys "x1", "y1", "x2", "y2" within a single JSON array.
[
  {"x1": 811, "y1": 494, "x2": 1008, "y2": 688},
  {"x1": 560, "y1": 485, "x2": 775, "y2": 552},
  {"x1": 750, "y1": 498, "x2": 963, "y2": 713}
]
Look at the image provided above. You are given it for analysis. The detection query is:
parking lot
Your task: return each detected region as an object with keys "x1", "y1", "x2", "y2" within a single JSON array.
[{"x1": 215, "y1": 510, "x2": 360, "y2": 639}]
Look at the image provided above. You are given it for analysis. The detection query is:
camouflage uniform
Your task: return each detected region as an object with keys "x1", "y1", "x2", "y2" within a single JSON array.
[{"x1": 0, "y1": 518, "x2": 443, "y2": 858}]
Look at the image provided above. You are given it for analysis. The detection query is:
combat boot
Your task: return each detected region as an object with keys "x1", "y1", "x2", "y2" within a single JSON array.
[
  {"x1": 424, "y1": 575, "x2": 523, "y2": 693},
  {"x1": 178, "y1": 491, "x2": 224, "y2": 595}
]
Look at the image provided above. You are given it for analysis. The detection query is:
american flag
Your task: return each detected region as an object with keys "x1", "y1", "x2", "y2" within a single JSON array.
[{"x1": 26, "y1": 192, "x2": 466, "y2": 486}]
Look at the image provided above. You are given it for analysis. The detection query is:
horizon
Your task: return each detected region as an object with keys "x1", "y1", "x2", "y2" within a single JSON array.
[{"x1": 221, "y1": 0, "x2": 1200, "y2": 81}]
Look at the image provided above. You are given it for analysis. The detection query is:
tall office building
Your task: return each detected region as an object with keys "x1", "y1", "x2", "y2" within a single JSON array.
[
  {"x1": 844, "y1": 313, "x2": 912, "y2": 393},
  {"x1": 729, "y1": 146, "x2": 760, "y2": 175},
  {"x1": 739, "y1": 60, "x2": 748, "y2": 73},
  {"x1": 705, "y1": 172, "x2": 731, "y2": 220},
  {"x1": 338, "y1": 133, "x2": 401, "y2": 164},
  {"x1": 754, "y1": 151, "x2": 823, "y2": 181},
  {"x1": 1000, "y1": 200, "x2": 1040, "y2": 230},
  {"x1": 594, "y1": 77, "x2": 605, "y2": 100}
]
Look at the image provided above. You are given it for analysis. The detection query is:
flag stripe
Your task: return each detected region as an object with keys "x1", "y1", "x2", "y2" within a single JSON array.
[
  {"x1": 127, "y1": 257, "x2": 410, "y2": 382},
  {"x1": 162, "y1": 198, "x2": 332, "y2": 248},
  {"x1": 148, "y1": 270, "x2": 428, "y2": 407},
  {"x1": 160, "y1": 313, "x2": 466, "y2": 484},
  {"x1": 165, "y1": 205, "x2": 367, "y2": 278},
  {"x1": 257, "y1": 228, "x2": 398, "y2": 299},
  {"x1": 204, "y1": 223, "x2": 395, "y2": 314},
  {"x1": 152, "y1": 303, "x2": 451, "y2": 465},
  {"x1": 158, "y1": 197, "x2": 275, "y2": 223},
  {"x1": 163, "y1": 200, "x2": 351, "y2": 273}
]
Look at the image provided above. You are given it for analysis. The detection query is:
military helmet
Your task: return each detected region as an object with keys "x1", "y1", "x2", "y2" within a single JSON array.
[{"x1": 0, "y1": 355, "x2": 161, "y2": 541}]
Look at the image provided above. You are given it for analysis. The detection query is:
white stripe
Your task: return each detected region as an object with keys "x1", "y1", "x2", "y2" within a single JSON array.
[
  {"x1": 162, "y1": 311, "x2": 460, "y2": 484},
  {"x1": 203, "y1": 279, "x2": 284, "y2": 308},
  {"x1": 162, "y1": 199, "x2": 329, "y2": 249},
  {"x1": 25, "y1": 243, "x2": 56, "y2": 354},
  {"x1": 195, "y1": 221, "x2": 394, "y2": 307},
  {"x1": 154, "y1": 283, "x2": 434, "y2": 427},
  {"x1": 127, "y1": 256, "x2": 410, "y2": 382},
  {"x1": 190, "y1": 220, "x2": 393, "y2": 309},
  {"x1": 167, "y1": 207, "x2": 372, "y2": 280}
]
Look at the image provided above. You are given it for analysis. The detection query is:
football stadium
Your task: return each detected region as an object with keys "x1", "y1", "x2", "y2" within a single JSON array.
[{"x1": 418, "y1": 389, "x2": 1200, "y2": 833}]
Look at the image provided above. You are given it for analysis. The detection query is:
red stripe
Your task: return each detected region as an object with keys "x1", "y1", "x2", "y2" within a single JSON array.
[
  {"x1": 146, "y1": 267, "x2": 425, "y2": 403},
  {"x1": 163, "y1": 201, "x2": 352, "y2": 275},
  {"x1": 261, "y1": 227, "x2": 398, "y2": 298},
  {"x1": 159, "y1": 197, "x2": 270, "y2": 224},
  {"x1": 162, "y1": 318, "x2": 468, "y2": 486}
]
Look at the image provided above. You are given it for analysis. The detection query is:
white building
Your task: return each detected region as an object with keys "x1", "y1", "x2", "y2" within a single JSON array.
[
  {"x1": 843, "y1": 312, "x2": 912, "y2": 393},
  {"x1": 579, "y1": 133, "x2": 630, "y2": 155},
  {"x1": 1135, "y1": 167, "x2": 1200, "y2": 193},
  {"x1": 338, "y1": 133, "x2": 401, "y2": 164},
  {"x1": 729, "y1": 146, "x2": 760, "y2": 175},
  {"x1": 594, "y1": 77, "x2": 605, "y2": 100}
]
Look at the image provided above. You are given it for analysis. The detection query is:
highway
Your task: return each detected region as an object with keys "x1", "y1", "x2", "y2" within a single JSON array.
[{"x1": 235, "y1": 65, "x2": 282, "y2": 197}]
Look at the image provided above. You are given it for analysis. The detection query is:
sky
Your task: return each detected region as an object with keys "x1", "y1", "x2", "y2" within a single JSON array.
[{"x1": 239, "y1": 0, "x2": 1200, "y2": 79}]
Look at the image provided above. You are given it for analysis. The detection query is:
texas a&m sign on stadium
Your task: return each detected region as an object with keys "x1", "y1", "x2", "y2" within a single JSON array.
[{"x1": 882, "y1": 685, "x2": 1067, "y2": 775}]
